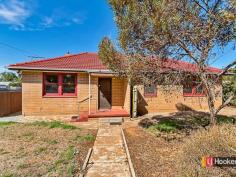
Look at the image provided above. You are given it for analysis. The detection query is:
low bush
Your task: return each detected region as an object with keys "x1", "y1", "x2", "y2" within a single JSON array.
[
  {"x1": 177, "y1": 124, "x2": 236, "y2": 177},
  {"x1": 148, "y1": 119, "x2": 181, "y2": 133}
]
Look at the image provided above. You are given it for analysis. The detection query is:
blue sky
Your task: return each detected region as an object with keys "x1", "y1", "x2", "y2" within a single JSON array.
[{"x1": 0, "y1": 0, "x2": 235, "y2": 72}]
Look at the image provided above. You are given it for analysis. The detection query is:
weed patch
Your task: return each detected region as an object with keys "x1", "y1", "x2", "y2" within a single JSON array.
[
  {"x1": 17, "y1": 163, "x2": 30, "y2": 169},
  {"x1": 0, "y1": 122, "x2": 17, "y2": 127},
  {"x1": 34, "y1": 147, "x2": 47, "y2": 155},
  {"x1": 31, "y1": 121, "x2": 77, "y2": 130},
  {"x1": 0, "y1": 172, "x2": 14, "y2": 177},
  {"x1": 149, "y1": 120, "x2": 181, "y2": 133},
  {"x1": 74, "y1": 134, "x2": 95, "y2": 142}
]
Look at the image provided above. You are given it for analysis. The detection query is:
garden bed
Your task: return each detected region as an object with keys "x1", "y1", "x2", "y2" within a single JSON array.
[{"x1": 124, "y1": 111, "x2": 236, "y2": 177}]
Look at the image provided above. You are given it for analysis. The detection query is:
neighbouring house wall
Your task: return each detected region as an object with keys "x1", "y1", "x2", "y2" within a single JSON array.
[
  {"x1": 22, "y1": 71, "x2": 130, "y2": 116},
  {"x1": 137, "y1": 84, "x2": 222, "y2": 115}
]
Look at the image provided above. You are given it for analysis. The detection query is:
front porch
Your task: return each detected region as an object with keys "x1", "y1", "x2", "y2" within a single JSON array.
[{"x1": 76, "y1": 72, "x2": 131, "y2": 122}]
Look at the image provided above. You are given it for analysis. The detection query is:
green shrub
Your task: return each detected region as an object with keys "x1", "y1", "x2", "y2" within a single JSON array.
[
  {"x1": 177, "y1": 125, "x2": 236, "y2": 177},
  {"x1": 149, "y1": 119, "x2": 181, "y2": 133}
]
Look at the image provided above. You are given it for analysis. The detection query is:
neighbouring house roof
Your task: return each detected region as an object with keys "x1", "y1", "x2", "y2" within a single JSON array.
[{"x1": 8, "y1": 52, "x2": 222, "y2": 74}]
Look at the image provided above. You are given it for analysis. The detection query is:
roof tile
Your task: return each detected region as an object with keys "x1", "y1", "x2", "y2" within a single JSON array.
[{"x1": 8, "y1": 52, "x2": 221, "y2": 74}]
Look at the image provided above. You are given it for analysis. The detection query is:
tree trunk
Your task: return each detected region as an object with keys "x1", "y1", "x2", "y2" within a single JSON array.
[
  {"x1": 209, "y1": 110, "x2": 216, "y2": 126},
  {"x1": 200, "y1": 74, "x2": 217, "y2": 126}
]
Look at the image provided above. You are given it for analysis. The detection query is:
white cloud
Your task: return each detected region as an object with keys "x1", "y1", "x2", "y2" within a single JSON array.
[
  {"x1": 0, "y1": 0, "x2": 31, "y2": 26},
  {"x1": 0, "y1": 66, "x2": 8, "y2": 73},
  {"x1": 0, "y1": 1, "x2": 86, "y2": 31}
]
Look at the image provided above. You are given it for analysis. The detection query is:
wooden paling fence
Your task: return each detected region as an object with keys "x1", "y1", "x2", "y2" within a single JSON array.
[{"x1": 0, "y1": 91, "x2": 22, "y2": 117}]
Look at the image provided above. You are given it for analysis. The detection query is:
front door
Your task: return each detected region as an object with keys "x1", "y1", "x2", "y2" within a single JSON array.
[{"x1": 98, "y1": 78, "x2": 112, "y2": 109}]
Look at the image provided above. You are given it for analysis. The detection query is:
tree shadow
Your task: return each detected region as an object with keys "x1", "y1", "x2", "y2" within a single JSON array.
[
  {"x1": 139, "y1": 103, "x2": 236, "y2": 133},
  {"x1": 137, "y1": 90, "x2": 148, "y2": 115}
]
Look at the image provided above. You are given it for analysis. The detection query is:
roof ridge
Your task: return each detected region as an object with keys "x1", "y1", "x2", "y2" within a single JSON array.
[{"x1": 9, "y1": 52, "x2": 96, "y2": 67}]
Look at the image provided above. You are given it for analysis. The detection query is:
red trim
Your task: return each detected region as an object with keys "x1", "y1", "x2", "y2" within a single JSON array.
[
  {"x1": 144, "y1": 93, "x2": 157, "y2": 97},
  {"x1": 183, "y1": 93, "x2": 206, "y2": 97},
  {"x1": 43, "y1": 72, "x2": 77, "y2": 97},
  {"x1": 183, "y1": 84, "x2": 206, "y2": 97},
  {"x1": 144, "y1": 85, "x2": 157, "y2": 97}
]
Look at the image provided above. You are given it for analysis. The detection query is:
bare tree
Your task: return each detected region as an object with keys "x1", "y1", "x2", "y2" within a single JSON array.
[{"x1": 99, "y1": 0, "x2": 236, "y2": 125}]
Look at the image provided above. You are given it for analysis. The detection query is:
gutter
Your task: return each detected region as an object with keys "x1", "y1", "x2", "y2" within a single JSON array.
[{"x1": 8, "y1": 66, "x2": 114, "y2": 74}]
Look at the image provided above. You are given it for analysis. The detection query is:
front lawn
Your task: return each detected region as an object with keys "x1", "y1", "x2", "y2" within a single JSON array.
[{"x1": 0, "y1": 121, "x2": 96, "y2": 177}]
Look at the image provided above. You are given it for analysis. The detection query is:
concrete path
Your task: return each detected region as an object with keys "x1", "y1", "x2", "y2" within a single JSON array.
[
  {"x1": 0, "y1": 113, "x2": 23, "y2": 122},
  {"x1": 85, "y1": 125, "x2": 131, "y2": 177}
]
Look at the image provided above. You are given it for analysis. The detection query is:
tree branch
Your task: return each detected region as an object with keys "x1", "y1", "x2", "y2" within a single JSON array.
[
  {"x1": 218, "y1": 60, "x2": 236, "y2": 77},
  {"x1": 215, "y1": 93, "x2": 235, "y2": 115}
]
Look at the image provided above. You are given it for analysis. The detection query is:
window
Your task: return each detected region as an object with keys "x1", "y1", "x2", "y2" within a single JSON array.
[
  {"x1": 43, "y1": 73, "x2": 77, "y2": 97},
  {"x1": 62, "y1": 74, "x2": 76, "y2": 94},
  {"x1": 183, "y1": 82, "x2": 205, "y2": 97},
  {"x1": 44, "y1": 74, "x2": 58, "y2": 94},
  {"x1": 144, "y1": 84, "x2": 157, "y2": 97}
]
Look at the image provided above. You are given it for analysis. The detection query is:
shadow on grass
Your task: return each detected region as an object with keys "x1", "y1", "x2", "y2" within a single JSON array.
[{"x1": 139, "y1": 111, "x2": 236, "y2": 133}]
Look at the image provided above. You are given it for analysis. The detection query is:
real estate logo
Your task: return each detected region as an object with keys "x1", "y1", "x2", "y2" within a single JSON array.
[
  {"x1": 202, "y1": 156, "x2": 236, "y2": 167},
  {"x1": 202, "y1": 156, "x2": 214, "y2": 167}
]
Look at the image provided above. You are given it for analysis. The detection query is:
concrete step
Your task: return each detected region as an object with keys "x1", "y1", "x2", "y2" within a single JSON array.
[{"x1": 98, "y1": 117, "x2": 123, "y2": 125}]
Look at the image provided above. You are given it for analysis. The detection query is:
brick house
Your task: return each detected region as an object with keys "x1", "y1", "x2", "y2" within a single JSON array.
[{"x1": 8, "y1": 52, "x2": 222, "y2": 121}]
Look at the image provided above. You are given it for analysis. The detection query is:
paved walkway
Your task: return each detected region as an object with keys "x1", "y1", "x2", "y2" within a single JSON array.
[
  {"x1": 86, "y1": 125, "x2": 131, "y2": 177},
  {"x1": 0, "y1": 113, "x2": 23, "y2": 122}
]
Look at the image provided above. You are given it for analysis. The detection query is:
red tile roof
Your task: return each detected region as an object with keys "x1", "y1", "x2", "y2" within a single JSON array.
[
  {"x1": 162, "y1": 58, "x2": 222, "y2": 74},
  {"x1": 9, "y1": 52, "x2": 108, "y2": 71},
  {"x1": 8, "y1": 52, "x2": 221, "y2": 74}
]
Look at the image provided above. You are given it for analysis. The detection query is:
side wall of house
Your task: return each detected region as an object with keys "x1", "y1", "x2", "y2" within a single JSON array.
[
  {"x1": 22, "y1": 71, "x2": 130, "y2": 116},
  {"x1": 137, "y1": 84, "x2": 222, "y2": 114}
]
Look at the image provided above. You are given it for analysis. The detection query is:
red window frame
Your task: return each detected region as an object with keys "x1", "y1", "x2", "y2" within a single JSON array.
[
  {"x1": 183, "y1": 83, "x2": 206, "y2": 97},
  {"x1": 43, "y1": 73, "x2": 77, "y2": 97},
  {"x1": 144, "y1": 84, "x2": 157, "y2": 97}
]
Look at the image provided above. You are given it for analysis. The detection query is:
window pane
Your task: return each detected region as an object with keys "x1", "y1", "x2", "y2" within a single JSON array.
[
  {"x1": 196, "y1": 85, "x2": 203, "y2": 94},
  {"x1": 63, "y1": 84, "x2": 75, "y2": 93},
  {"x1": 63, "y1": 74, "x2": 75, "y2": 84},
  {"x1": 45, "y1": 84, "x2": 58, "y2": 93},
  {"x1": 144, "y1": 84, "x2": 156, "y2": 94},
  {"x1": 183, "y1": 85, "x2": 192, "y2": 93},
  {"x1": 46, "y1": 75, "x2": 58, "y2": 83}
]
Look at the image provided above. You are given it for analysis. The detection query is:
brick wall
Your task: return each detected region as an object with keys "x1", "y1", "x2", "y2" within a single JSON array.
[
  {"x1": 22, "y1": 71, "x2": 79, "y2": 116},
  {"x1": 137, "y1": 84, "x2": 222, "y2": 114},
  {"x1": 22, "y1": 71, "x2": 130, "y2": 116}
]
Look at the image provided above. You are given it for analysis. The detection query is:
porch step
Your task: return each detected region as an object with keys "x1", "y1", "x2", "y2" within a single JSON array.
[
  {"x1": 88, "y1": 113, "x2": 129, "y2": 118},
  {"x1": 99, "y1": 117, "x2": 123, "y2": 125}
]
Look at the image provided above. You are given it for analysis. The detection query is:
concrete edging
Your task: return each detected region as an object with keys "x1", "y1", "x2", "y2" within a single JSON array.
[
  {"x1": 79, "y1": 148, "x2": 93, "y2": 177},
  {"x1": 121, "y1": 128, "x2": 136, "y2": 177}
]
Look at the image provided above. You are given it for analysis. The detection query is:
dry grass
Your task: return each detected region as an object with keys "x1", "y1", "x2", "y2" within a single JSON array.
[
  {"x1": 124, "y1": 127, "x2": 180, "y2": 177},
  {"x1": 0, "y1": 122, "x2": 96, "y2": 177},
  {"x1": 178, "y1": 124, "x2": 236, "y2": 177},
  {"x1": 125, "y1": 110, "x2": 236, "y2": 177}
]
